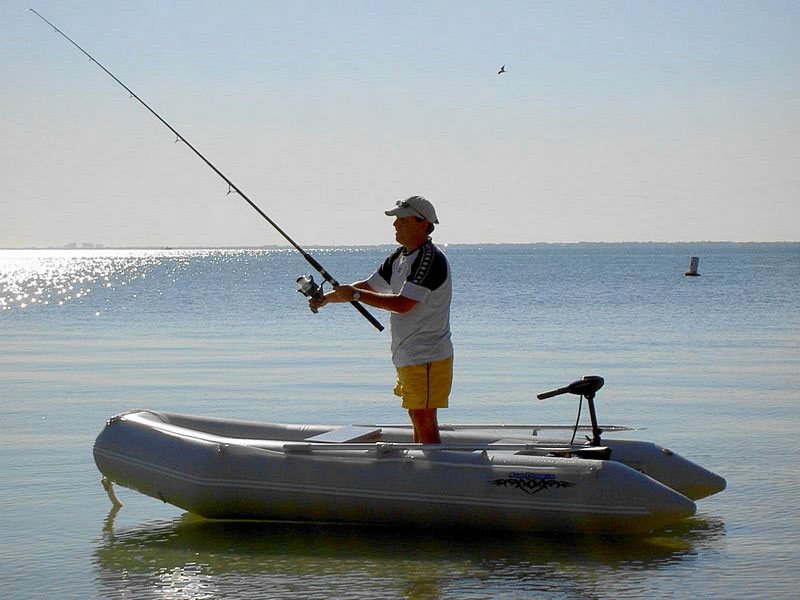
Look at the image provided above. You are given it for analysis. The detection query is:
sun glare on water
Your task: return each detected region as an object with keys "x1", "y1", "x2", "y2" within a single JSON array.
[{"x1": 0, "y1": 249, "x2": 165, "y2": 312}]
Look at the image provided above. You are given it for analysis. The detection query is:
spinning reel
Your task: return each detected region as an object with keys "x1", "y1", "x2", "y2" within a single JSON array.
[{"x1": 296, "y1": 274, "x2": 325, "y2": 303}]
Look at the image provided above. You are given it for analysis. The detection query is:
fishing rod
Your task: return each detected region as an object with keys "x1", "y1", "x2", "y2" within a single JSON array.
[{"x1": 29, "y1": 9, "x2": 384, "y2": 332}]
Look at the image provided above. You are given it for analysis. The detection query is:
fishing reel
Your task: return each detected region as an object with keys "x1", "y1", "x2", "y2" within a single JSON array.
[{"x1": 296, "y1": 274, "x2": 325, "y2": 303}]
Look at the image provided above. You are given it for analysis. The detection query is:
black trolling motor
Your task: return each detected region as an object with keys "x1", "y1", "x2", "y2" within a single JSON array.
[
  {"x1": 29, "y1": 9, "x2": 384, "y2": 332},
  {"x1": 538, "y1": 375, "x2": 606, "y2": 448}
]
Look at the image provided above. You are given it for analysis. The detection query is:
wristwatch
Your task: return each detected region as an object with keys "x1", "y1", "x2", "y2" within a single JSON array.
[{"x1": 352, "y1": 289, "x2": 361, "y2": 302}]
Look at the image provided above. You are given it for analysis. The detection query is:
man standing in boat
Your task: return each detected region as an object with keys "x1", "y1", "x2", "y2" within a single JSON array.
[{"x1": 308, "y1": 196, "x2": 453, "y2": 443}]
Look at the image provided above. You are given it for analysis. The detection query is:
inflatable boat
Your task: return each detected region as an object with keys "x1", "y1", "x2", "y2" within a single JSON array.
[{"x1": 93, "y1": 376, "x2": 725, "y2": 534}]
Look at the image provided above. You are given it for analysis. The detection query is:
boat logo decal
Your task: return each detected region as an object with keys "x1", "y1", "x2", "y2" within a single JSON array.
[{"x1": 489, "y1": 472, "x2": 574, "y2": 495}]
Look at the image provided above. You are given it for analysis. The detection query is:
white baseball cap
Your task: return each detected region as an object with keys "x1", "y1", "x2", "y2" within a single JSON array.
[{"x1": 384, "y1": 196, "x2": 439, "y2": 224}]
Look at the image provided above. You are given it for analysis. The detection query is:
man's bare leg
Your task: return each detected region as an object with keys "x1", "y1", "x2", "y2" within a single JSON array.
[{"x1": 409, "y1": 409, "x2": 440, "y2": 443}]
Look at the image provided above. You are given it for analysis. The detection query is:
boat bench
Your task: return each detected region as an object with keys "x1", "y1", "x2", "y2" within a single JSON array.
[{"x1": 304, "y1": 426, "x2": 382, "y2": 444}]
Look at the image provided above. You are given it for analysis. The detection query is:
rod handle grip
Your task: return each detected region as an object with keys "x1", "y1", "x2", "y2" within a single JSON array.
[{"x1": 350, "y1": 301, "x2": 385, "y2": 331}]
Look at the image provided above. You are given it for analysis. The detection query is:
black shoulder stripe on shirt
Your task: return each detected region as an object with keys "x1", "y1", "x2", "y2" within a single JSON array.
[
  {"x1": 378, "y1": 246, "x2": 404, "y2": 284},
  {"x1": 409, "y1": 241, "x2": 448, "y2": 291}
]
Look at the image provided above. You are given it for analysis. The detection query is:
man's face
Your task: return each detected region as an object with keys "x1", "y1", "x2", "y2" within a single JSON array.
[{"x1": 393, "y1": 216, "x2": 428, "y2": 248}]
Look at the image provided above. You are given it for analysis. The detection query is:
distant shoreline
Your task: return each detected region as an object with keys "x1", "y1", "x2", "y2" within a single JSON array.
[{"x1": 1, "y1": 241, "x2": 798, "y2": 251}]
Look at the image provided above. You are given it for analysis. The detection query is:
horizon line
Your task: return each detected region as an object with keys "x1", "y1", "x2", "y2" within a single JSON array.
[{"x1": 2, "y1": 240, "x2": 798, "y2": 251}]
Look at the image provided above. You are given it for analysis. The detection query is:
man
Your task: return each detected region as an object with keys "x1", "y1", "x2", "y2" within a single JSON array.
[{"x1": 308, "y1": 196, "x2": 453, "y2": 443}]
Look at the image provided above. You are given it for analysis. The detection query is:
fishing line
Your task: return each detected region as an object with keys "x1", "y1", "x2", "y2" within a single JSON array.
[{"x1": 29, "y1": 9, "x2": 384, "y2": 332}]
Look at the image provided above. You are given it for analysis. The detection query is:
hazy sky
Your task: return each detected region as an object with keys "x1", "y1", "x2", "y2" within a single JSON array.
[{"x1": 3, "y1": 1, "x2": 799, "y2": 247}]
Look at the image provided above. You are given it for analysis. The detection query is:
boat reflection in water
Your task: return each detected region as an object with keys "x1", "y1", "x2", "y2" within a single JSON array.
[{"x1": 94, "y1": 510, "x2": 726, "y2": 599}]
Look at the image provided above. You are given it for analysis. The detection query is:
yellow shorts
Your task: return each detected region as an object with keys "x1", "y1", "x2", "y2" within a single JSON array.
[{"x1": 393, "y1": 356, "x2": 453, "y2": 410}]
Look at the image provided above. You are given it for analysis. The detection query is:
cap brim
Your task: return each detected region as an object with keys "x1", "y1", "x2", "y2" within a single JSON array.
[{"x1": 384, "y1": 206, "x2": 418, "y2": 218}]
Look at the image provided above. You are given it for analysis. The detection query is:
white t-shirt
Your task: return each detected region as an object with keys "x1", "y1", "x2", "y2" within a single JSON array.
[{"x1": 367, "y1": 239, "x2": 453, "y2": 368}]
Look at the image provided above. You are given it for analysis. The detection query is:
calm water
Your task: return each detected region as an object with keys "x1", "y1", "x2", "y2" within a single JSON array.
[{"x1": 1, "y1": 243, "x2": 798, "y2": 599}]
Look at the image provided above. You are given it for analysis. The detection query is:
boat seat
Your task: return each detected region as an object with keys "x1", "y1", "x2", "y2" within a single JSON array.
[{"x1": 304, "y1": 426, "x2": 382, "y2": 443}]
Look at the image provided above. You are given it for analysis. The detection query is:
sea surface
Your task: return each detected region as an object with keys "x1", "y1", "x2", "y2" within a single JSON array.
[{"x1": 1, "y1": 243, "x2": 798, "y2": 599}]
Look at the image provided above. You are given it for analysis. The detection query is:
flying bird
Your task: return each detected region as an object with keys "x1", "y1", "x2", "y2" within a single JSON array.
[{"x1": 497, "y1": 65, "x2": 506, "y2": 75}]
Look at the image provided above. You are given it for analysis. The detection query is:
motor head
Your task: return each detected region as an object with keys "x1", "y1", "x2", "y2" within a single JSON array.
[{"x1": 567, "y1": 375, "x2": 604, "y2": 398}]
